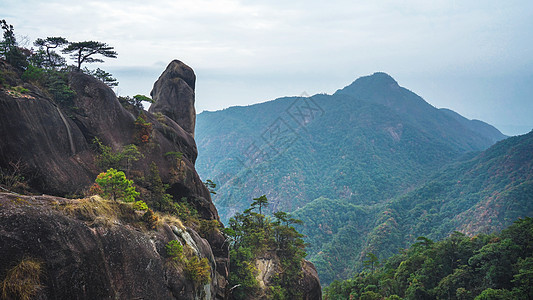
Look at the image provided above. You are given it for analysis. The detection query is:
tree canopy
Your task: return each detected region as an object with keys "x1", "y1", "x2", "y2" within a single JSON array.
[
  {"x1": 0, "y1": 19, "x2": 27, "y2": 68},
  {"x1": 34, "y1": 37, "x2": 68, "y2": 69},
  {"x1": 95, "y1": 168, "x2": 139, "y2": 202},
  {"x1": 324, "y1": 217, "x2": 533, "y2": 300},
  {"x1": 225, "y1": 195, "x2": 307, "y2": 299},
  {"x1": 62, "y1": 41, "x2": 117, "y2": 71}
]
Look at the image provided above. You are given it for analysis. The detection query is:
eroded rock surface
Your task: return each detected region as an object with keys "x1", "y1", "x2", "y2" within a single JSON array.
[
  {"x1": 0, "y1": 60, "x2": 226, "y2": 298},
  {"x1": 0, "y1": 193, "x2": 218, "y2": 299},
  {"x1": 149, "y1": 60, "x2": 196, "y2": 137},
  {"x1": 0, "y1": 61, "x2": 217, "y2": 220},
  {"x1": 252, "y1": 253, "x2": 322, "y2": 300}
]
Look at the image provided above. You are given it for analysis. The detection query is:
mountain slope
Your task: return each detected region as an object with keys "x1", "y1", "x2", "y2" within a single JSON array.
[
  {"x1": 334, "y1": 72, "x2": 507, "y2": 150},
  {"x1": 394, "y1": 129, "x2": 533, "y2": 239},
  {"x1": 294, "y1": 130, "x2": 532, "y2": 284},
  {"x1": 196, "y1": 73, "x2": 505, "y2": 222},
  {"x1": 195, "y1": 72, "x2": 508, "y2": 284}
]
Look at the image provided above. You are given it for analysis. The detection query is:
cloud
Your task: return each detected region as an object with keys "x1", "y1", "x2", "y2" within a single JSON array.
[{"x1": 3, "y1": 0, "x2": 533, "y2": 135}]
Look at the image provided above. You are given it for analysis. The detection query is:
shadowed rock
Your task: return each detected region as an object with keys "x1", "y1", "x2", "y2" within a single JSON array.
[
  {"x1": 0, "y1": 193, "x2": 220, "y2": 299},
  {"x1": 0, "y1": 60, "x2": 227, "y2": 298},
  {"x1": 0, "y1": 61, "x2": 218, "y2": 221},
  {"x1": 150, "y1": 60, "x2": 196, "y2": 137}
]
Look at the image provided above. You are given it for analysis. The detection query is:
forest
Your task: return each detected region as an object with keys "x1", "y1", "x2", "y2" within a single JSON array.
[{"x1": 324, "y1": 217, "x2": 533, "y2": 299}]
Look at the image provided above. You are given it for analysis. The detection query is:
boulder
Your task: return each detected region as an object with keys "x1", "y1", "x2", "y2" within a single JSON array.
[
  {"x1": 149, "y1": 60, "x2": 196, "y2": 137},
  {"x1": 301, "y1": 260, "x2": 322, "y2": 300}
]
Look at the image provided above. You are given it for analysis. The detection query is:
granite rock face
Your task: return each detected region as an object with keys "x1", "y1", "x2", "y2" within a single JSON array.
[
  {"x1": 149, "y1": 60, "x2": 197, "y2": 137},
  {"x1": 0, "y1": 59, "x2": 321, "y2": 299},
  {"x1": 251, "y1": 252, "x2": 322, "y2": 300},
  {"x1": 0, "y1": 60, "x2": 227, "y2": 298},
  {"x1": 301, "y1": 260, "x2": 322, "y2": 300},
  {"x1": 0, "y1": 193, "x2": 220, "y2": 299},
  {"x1": 0, "y1": 60, "x2": 217, "y2": 220}
]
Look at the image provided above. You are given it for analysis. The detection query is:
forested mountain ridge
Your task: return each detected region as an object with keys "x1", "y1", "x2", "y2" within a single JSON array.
[
  {"x1": 392, "y1": 129, "x2": 533, "y2": 241},
  {"x1": 196, "y1": 72, "x2": 505, "y2": 222},
  {"x1": 196, "y1": 72, "x2": 511, "y2": 284},
  {"x1": 324, "y1": 217, "x2": 533, "y2": 299},
  {"x1": 294, "y1": 130, "x2": 533, "y2": 284}
]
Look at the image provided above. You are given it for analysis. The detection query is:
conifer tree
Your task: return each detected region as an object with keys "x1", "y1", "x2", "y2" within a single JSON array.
[{"x1": 62, "y1": 41, "x2": 117, "y2": 71}]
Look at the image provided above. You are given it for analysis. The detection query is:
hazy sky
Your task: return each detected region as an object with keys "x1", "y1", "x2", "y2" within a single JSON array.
[{"x1": 3, "y1": 0, "x2": 532, "y2": 135}]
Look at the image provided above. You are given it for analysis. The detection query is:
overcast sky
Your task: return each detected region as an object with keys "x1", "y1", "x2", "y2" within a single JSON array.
[{"x1": 3, "y1": 0, "x2": 532, "y2": 135}]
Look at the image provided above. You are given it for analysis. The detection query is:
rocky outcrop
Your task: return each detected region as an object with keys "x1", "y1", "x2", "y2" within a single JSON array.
[
  {"x1": 0, "y1": 66, "x2": 94, "y2": 194},
  {"x1": 149, "y1": 60, "x2": 196, "y2": 137},
  {"x1": 0, "y1": 193, "x2": 219, "y2": 299},
  {"x1": 0, "y1": 60, "x2": 227, "y2": 298},
  {"x1": 301, "y1": 260, "x2": 322, "y2": 300},
  {"x1": 0, "y1": 60, "x2": 217, "y2": 220},
  {"x1": 67, "y1": 71, "x2": 136, "y2": 148},
  {"x1": 0, "y1": 59, "x2": 321, "y2": 299},
  {"x1": 252, "y1": 253, "x2": 322, "y2": 300}
]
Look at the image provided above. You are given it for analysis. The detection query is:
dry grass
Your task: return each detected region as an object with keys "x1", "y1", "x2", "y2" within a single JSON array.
[
  {"x1": 59, "y1": 195, "x2": 118, "y2": 224},
  {"x1": 58, "y1": 195, "x2": 139, "y2": 227},
  {"x1": 1, "y1": 258, "x2": 43, "y2": 300},
  {"x1": 158, "y1": 213, "x2": 185, "y2": 230},
  {"x1": 57, "y1": 196, "x2": 186, "y2": 231}
]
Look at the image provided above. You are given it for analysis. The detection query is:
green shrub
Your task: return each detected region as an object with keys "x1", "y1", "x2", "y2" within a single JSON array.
[
  {"x1": 198, "y1": 219, "x2": 220, "y2": 238},
  {"x1": 46, "y1": 71, "x2": 75, "y2": 106},
  {"x1": 92, "y1": 138, "x2": 123, "y2": 171},
  {"x1": 475, "y1": 288, "x2": 513, "y2": 300},
  {"x1": 270, "y1": 285, "x2": 288, "y2": 300},
  {"x1": 12, "y1": 86, "x2": 29, "y2": 94},
  {"x1": 173, "y1": 199, "x2": 199, "y2": 224},
  {"x1": 166, "y1": 240, "x2": 184, "y2": 262},
  {"x1": 95, "y1": 168, "x2": 139, "y2": 202},
  {"x1": 185, "y1": 256, "x2": 211, "y2": 286},
  {"x1": 21, "y1": 65, "x2": 45, "y2": 83},
  {"x1": 132, "y1": 200, "x2": 148, "y2": 211}
]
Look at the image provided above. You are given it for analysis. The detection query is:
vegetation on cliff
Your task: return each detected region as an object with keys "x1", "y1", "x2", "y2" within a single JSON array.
[
  {"x1": 0, "y1": 19, "x2": 126, "y2": 109},
  {"x1": 1, "y1": 258, "x2": 43, "y2": 300},
  {"x1": 225, "y1": 195, "x2": 308, "y2": 299},
  {"x1": 0, "y1": 192, "x2": 218, "y2": 299},
  {"x1": 324, "y1": 217, "x2": 533, "y2": 300}
]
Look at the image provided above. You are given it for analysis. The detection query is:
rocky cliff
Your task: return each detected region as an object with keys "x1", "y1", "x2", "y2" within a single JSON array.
[
  {"x1": 0, "y1": 59, "x2": 215, "y2": 219},
  {"x1": 0, "y1": 59, "x2": 227, "y2": 298},
  {"x1": 0, "y1": 193, "x2": 219, "y2": 299},
  {"x1": 0, "y1": 59, "x2": 321, "y2": 299},
  {"x1": 253, "y1": 253, "x2": 322, "y2": 300},
  {"x1": 150, "y1": 60, "x2": 197, "y2": 137}
]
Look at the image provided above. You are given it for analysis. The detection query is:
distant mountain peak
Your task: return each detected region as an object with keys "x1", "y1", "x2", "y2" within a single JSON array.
[
  {"x1": 367, "y1": 72, "x2": 398, "y2": 84},
  {"x1": 335, "y1": 72, "x2": 399, "y2": 96}
]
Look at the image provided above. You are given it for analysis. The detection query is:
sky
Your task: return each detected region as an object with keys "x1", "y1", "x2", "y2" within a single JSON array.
[{"x1": 2, "y1": 0, "x2": 532, "y2": 135}]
